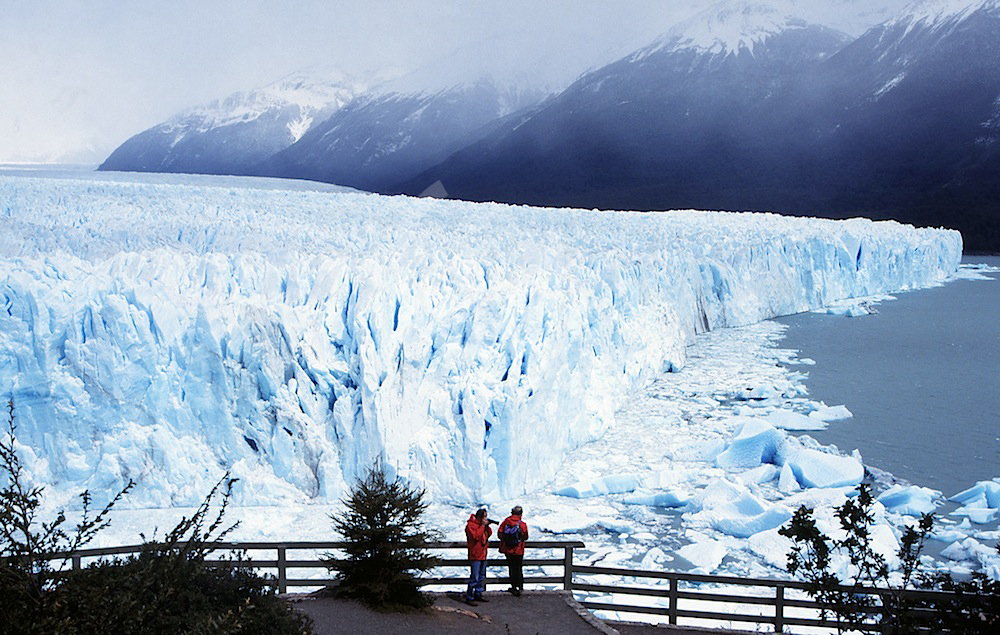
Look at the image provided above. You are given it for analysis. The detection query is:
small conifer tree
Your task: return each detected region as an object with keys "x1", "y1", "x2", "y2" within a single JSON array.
[{"x1": 326, "y1": 466, "x2": 441, "y2": 610}]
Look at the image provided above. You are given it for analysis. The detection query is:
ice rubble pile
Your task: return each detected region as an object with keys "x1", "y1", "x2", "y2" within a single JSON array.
[
  {"x1": 555, "y1": 417, "x2": 867, "y2": 539},
  {"x1": 0, "y1": 174, "x2": 962, "y2": 506},
  {"x1": 555, "y1": 409, "x2": 1000, "y2": 579},
  {"x1": 950, "y1": 479, "x2": 1000, "y2": 524}
]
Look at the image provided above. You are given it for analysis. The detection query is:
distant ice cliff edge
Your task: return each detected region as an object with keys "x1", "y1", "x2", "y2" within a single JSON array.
[{"x1": 0, "y1": 173, "x2": 961, "y2": 507}]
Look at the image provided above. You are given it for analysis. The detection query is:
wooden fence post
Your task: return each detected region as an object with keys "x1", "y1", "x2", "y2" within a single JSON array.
[
  {"x1": 563, "y1": 545, "x2": 574, "y2": 591},
  {"x1": 277, "y1": 546, "x2": 287, "y2": 594},
  {"x1": 775, "y1": 584, "x2": 784, "y2": 633},
  {"x1": 669, "y1": 576, "x2": 678, "y2": 625}
]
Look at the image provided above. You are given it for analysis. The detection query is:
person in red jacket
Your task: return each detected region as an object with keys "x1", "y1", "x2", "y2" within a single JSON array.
[
  {"x1": 498, "y1": 505, "x2": 529, "y2": 596},
  {"x1": 464, "y1": 508, "x2": 493, "y2": 605}
]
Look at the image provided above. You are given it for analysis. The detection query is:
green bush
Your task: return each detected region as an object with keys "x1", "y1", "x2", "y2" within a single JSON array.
[
  {"x1": 1, "y1": 400, "x2": 313, "y2": 635},
  {"x1": 919, "y1": 551, "x2": 1000, "y2": 634},
  {"x1": 46, "y1": 478, "x2": 312, "y2": 635},
  {"x1": 779, "y1": 482, "x2": 1000, "y2": 635},
  {"x1": 326, "y1": 466, "x2": 441, "y2": 611}
]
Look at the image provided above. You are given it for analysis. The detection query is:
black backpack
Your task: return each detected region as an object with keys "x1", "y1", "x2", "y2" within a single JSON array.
[{"x1": 499, "y1": 522, "x2": 522, "y2": 548}]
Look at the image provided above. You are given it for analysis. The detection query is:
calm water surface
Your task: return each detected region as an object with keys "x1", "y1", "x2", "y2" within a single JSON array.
[{"x1": 777, "y1": 256, "x2": 1000, "y2": 497}]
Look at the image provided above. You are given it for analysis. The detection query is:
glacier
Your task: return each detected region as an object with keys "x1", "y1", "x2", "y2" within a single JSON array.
[{"x1": 0, "y1": 171, "x2": 961, "y2": 509}]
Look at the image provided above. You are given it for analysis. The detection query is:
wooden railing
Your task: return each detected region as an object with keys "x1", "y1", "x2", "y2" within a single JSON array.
[
  {"x1": 567, "y1": 563, "x2": 956, "y2": 633},
  {"x1": 60, "y1": 540, "x2": 583, "y2": 595},
  {"x1": 56, "y1": 540, "x2": 962, "y2": 633}
]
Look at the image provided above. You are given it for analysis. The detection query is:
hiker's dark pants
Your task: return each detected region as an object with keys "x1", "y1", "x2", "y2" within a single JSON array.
[
  {"x1": 505, "y1": 553, "x2": 524, "y2": 590},
  {"x1": 466, "y1": 559, "x2": 487, "y2": 600}
]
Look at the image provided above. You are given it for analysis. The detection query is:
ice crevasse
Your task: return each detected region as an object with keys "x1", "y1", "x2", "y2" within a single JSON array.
[{"x1": 0, "y1": 175, "x2": 962, "y2": 506}]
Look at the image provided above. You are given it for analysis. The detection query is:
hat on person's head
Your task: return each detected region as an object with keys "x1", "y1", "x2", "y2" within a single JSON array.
[
  {"x1": 511, "y1": 505, "x2": 523, "y2": 515},
  {"x1": 476, "y1": 508, "x2": 488, "y2": 519}
]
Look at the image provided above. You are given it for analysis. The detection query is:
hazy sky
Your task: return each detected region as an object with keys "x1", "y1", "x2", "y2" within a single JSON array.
[{"x1": 1, "y1": 1, "x2": 713, "y2": 164}]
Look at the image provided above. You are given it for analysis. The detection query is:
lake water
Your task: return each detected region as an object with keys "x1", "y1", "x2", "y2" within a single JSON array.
[{"x1": 776, "y1": 256, "x2": 1000, "y2": 498}]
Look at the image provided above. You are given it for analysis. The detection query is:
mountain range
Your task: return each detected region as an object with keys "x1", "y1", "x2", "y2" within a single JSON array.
[{"x1": 99, "y1": 0, "x2": 1000, "y2": 252}]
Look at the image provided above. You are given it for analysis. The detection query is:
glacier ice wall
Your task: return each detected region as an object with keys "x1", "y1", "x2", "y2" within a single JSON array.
[{"x1": 0, "y1": 174, "x2": 962, "y2": 506}]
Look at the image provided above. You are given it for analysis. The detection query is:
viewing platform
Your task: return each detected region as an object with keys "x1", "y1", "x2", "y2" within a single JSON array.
[{"x1": 58, "y1": 540, "x2": 963, "y2": 633}]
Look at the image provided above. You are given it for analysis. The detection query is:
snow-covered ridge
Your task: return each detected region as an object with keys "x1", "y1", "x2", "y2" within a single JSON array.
[
  {"x1": 635, "y1": 0, "x2": 856, "y2": 58},
  {"x1": 0, "y1": 173, "x2": 961, "y2": 508},
  {"x1": 169, "y1": 67, "x2": 384, "y2": 141},
  {"x1": 635, "y1": 0, "x2": 807, "y2": 58},
  {"x1": 632, "y1": 0, "x2": 923, "y2": 58},
  {"x1": 893, "y1": 0, "x2": 1000, "y2": 27}
]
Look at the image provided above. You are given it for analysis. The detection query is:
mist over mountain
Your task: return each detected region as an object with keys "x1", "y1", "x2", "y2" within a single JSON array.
[
  {"x1": 399, "y1": 3, "x2": 854, "y2": 208},
  {"x1": 400, "y1": 0, "x2": 1000, "y2": 251},
  {"x1": 257, "y1": 75, "x2": 551, "y2": 192},
  {"x1": 99, "y1": 0, "x2": 1000, "y2": 251}
]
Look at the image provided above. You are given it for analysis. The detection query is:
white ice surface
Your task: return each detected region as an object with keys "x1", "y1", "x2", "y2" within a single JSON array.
[
  {"x1": 5, "y1": 170, "x2": 996, "y2": 586},
  {"x1": 62, "y1": 315, "x2": 999, "y2": 584},
  {"x1": 1, "y1": 171, "x2": 960, "y2": 508},
  {"x1": 763, "y1": 408, "x2": 829, "y2": 430},
  {"x1": 788, "y1": 449, "x2": 864, "y2": 489},
  {"x1": 941, "y1": 536, "x2": 1000, "y2": 579},
  {"x1": 676, "y1": 535, "x2": 728, "y2": 573},
  {"x1": 877, "y1": 484, "x2": 940, "y2": 516},
  {"x1": 808, "y1": 404, "x2": 853, "y2": 422},
  {"x1": 950, "y1": 479, "x2": 1000, "y2": 508},
  {"x1": 715, "y1": 418, "x2": 785, "y2": 468}
]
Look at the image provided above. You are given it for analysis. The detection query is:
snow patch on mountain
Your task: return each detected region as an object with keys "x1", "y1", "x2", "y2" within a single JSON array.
[
  {"x1": 633, "y1": 0, "x2": 910, "y2": 59},
  {"x1": 874, "y1": 71, "x2": 908, "y2": 98},
  {"x1": 175, "y1": 67, "x2": 385, "y2": 140},
  {"x1": 977, "y1": 93, "x2": 1000, "y2": 145},
  {"x1": 634, "y1": 0, "x2": 810, "y2": 58},
  {"x1": 895, "y1": 0, "x2": 999, "y2": 26}
]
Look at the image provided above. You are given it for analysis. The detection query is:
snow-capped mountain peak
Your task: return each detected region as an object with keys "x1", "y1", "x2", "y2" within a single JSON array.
[
  {"x1": 635, "y1": 0, "x2": 825, "y2": 58},
  {"x1": 170, "y1": 66, "x2": 387, "y2": 141},
  {"x1": 893, "y1": 0, "x2": 1000, "y2": 28},
  {"x1": 633, "y1": 0, "x2": 914, "y2": 59}
]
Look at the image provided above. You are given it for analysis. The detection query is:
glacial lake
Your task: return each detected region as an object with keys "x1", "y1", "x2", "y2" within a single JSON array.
[{"x1": 777, "y1": 256, "x2": 1000, "y2": 498}]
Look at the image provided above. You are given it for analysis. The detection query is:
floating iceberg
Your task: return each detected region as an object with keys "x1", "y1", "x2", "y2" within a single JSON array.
[
  {"x1": 763, "y1": 408, "x2": 829, "y2": 431},
  {"x1": 876, "y1": 484, "x2": 939, "y2": 516},
  {"x1": 554, "y1": 473, "x2": 646, "y2": 498},
  {"x1": 787, "y1": 449, "x2": 865, "y2": 489},
  {"x1": 950, "y1": 479, "x2": 1000, "y2": 508},
  {"x1": 941, "y1": 537, "x2": 1000, "y2": 579},
  {"x1": 622, "y1": 488, "x2": 689, "y2": 508},
  {"x1": 676, "y1": 536, "x2": 728, "y2": 573},
  {"x1": 715, "y1": 418, "x2": 785, "y2": 469},
  {"x1": 0, "y1": 172, "x2": 962, "y2": 505},
  {"x1": 778, "y1": 462, "x2": 800, "y2": 494},
  {"x1": 688, "y1": 479, "x2": 793, "y2": 538},
  {"x1": 807, "y1": 404, "x2": 853, "y2": 422},
  {"x1": 948, "y1": 479, "x2": 1000, "y2": 524}
]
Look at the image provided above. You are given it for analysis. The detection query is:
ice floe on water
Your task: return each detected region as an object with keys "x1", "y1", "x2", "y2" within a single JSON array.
[
  {"x1": 877, "y1": 484, "x2": 941, "y2": 516},
  {"x1": 949, "y1": 479, "x2": 1000, "y2": 524},
  {"x1": 953, "y1": 261, "x2": 1000, "y2": 281}
]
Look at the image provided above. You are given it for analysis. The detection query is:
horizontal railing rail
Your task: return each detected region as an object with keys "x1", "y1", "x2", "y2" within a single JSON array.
[
  {"x1": 570, "y1": 562, "x2": 963, "y2": 633},
  {"x1": 51, "y1": 540, "x2": 583, "y2": 594},
  {"x1": 40, "y1": 540, "x2": 967, "y2": 633}
]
